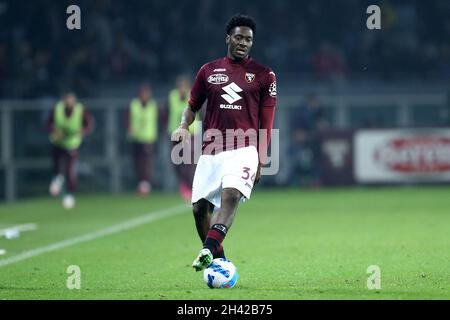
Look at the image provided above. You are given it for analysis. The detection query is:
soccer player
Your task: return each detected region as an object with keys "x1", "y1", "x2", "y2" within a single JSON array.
[
  {"x1": 126, "y1": 83, "x2": 158, "y2": 195},
  {"x1": 172, "y1": 14, "x2": 277, "y2": 271},
  {"x1": 167, "y1": 75, "x2": 201, "y2": 201},
  {"x1": 47, "y1": 92, "x2": 95, "y2": 209}
]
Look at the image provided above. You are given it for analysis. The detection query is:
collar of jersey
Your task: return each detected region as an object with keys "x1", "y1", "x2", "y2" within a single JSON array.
[{"x1": 225, "y1": 56, "x2": 251, "y2": 66}]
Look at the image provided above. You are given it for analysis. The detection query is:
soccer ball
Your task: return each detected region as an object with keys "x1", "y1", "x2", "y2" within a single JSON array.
[{"x1": 203, "y1": 258, "x2": 238, "y2": 289}]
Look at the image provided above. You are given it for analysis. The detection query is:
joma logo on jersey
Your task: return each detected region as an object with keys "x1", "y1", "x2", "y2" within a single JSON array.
[
  {"x1": 221, "y1": 82, "x2": 243, "y2": 104},
  {"x1": 208, "y1": 74, "x2": 229, "y2": 85}
]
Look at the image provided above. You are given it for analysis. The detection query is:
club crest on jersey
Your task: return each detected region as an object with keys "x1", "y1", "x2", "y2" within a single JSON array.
[
  {"x1": 245, "y1": 73, "x2": 255, "y2": 83},
  {"x1": 208, "y1": 74, "x2": 229, "y2": 85}
]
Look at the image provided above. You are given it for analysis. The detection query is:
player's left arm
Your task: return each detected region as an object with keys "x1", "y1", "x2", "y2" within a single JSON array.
[
  {"x1": 46, "y1": 106, "x2": 56, "y2": 133},
  {"x1": 256, "y1": 70, "x2": 277, "y2": 184},
  {"x1": 82, "y1": 108, "x2": 95, "y2": 136}
]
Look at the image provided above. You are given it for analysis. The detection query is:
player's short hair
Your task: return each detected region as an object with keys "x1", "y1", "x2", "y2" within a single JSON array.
[
  {"x1": 139, "y1": 82, "x2": 151, "y2": 92},
  {"x1": 226, "y1": 14, "x2": 256, "y2": 35},
  {"x1": 62, "y1": 91, "x2": 76, "y2": 99}
]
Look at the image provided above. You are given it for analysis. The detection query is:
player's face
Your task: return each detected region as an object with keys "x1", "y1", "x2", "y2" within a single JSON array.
[
  {"x1": 64, "y1": 94, "x2": 76, "y2": 109},
  {"x1": 139, "y1": 87, "x2": 151, "y2": 102},
  {"x1": 177, "y1": 78, "x2": 190, "y2": 95},
  {"x1": 226, "y1": 26, "x2": 253, "y2": 60}
]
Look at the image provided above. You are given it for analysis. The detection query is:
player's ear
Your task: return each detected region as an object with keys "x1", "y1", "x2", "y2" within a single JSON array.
[{"x1": 226, "y1": 34, "x2": 230, "y2": 44}]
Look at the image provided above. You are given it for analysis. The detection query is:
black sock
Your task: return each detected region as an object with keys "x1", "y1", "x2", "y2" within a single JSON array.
[
  {"x1": 204, "y1": 224, "x2": 228, "y2": 257},
  {"x1": 214, "y1": 245, "x2": 226, "y2": 260}
]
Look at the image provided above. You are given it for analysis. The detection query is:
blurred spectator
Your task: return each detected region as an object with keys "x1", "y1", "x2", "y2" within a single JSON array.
[
  {"x1": 166, "y1": 75, "x2": 201, "y2": 201},
  {"x1": 446, "y1": 90, "x2": 450, "y2": 126},
  {"x1": 46, "y1": 92, "x2": 95, "y2": 209},
  {"x1": 0, "y1": 0, "x2": 449, "y2": 98},
  {"x1": 312, "y1": 42, "x2": 347, "y2": 81},
  {"x1": 0, "y1": 42, "x2": 8, "y2": 96},
  {"x1": 290, "y1": 93, "x2": 329, "y2": 187},
  {"x1": 125, "y1": 83, "x2": 158, "y2": 195}
]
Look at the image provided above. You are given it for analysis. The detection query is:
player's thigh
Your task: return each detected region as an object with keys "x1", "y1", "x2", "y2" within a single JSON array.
[
  {"x1": 191, "y1": 155, "x2": 218, "y2": 205},
  {"x1": 192, "y1": 154, "x2": 219, "y2": 190},
  {"x1": 222, "y1": 146, "x2": 259, "y2": 197}
]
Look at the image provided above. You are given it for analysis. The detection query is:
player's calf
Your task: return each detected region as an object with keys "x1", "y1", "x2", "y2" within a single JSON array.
[
  {"x1": 192, "y1": 200, "x2": 213, "y2": 242},
  {"x1": 49, "y1": 174, "x2": 64, "y2": 197}
]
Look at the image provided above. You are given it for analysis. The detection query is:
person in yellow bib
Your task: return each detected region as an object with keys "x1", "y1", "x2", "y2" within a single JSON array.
[
  {"x1": 126, "y1": 83, "x2": 158, "y2": 195},
  {"x1": 46, "y1": 92, "x2": 95, "y2": 209},
  {"x1": 167, "y1": 75, "x2": 201, "y2": 201}
]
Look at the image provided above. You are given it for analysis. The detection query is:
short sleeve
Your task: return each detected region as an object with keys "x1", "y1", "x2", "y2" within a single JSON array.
[
  {"x1": 260, "y1": 70, "x2": 277, "y2": 108},
  {"x1": 188, "y1": 66, "x2": 207, "y2": 112}
]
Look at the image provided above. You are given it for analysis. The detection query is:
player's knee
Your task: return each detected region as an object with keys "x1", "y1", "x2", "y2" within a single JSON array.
[{"x1": 222, "y1": 189, "x2": 242, "y2": 206}]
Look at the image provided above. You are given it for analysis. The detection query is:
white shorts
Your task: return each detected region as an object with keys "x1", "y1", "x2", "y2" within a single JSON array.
[{"x1": 191, "y1": 146, "x2": 259, "y2": 208}]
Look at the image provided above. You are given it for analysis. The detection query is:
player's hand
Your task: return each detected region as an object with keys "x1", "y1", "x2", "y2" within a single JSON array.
[
  {"x1": 255, "y1": 163, "x2": 262, "y2": 184},
  {"x1": 51, "y1": 129, "x2": 64, "y2": 141},
  {"x1": 171, "y1": 126, "x2": 190, "y2": 146}
]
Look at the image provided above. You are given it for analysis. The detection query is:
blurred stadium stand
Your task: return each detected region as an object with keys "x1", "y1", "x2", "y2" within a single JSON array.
[
  {"x1": 0, "y1": 0, "x2": 449, "y2": 201},
  {"x1": 0, "y1": 0, "x2": 449, "y2": 97}
]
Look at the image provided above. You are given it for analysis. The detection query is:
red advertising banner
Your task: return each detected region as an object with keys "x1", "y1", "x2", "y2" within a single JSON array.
[{"x1": 354, "y1": 129, "x2": 450, "y2": 183}]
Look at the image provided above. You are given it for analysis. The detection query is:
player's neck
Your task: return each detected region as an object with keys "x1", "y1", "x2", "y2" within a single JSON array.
[{"x1": 226, "y1": 54, "x2": 250, "y2": 64}]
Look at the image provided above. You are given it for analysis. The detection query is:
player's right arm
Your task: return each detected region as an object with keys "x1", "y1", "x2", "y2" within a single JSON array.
[
  {"x1": 46, "y1": 105, "x2": 64, "y2": 140},
  {"x1": 172, "y1": 106, "x2": 196, "y2": 145},
  {"x1": 172, "y1": 66, "x2": 207, "y2": 145},
  {"x1": 179, "y1": 106, "x2": 196, "y2": 130}
]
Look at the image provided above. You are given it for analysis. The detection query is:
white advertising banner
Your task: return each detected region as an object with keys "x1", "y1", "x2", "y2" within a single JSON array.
[{"x1": 354, "y1": 129, "x2": 450, "y2": 183}]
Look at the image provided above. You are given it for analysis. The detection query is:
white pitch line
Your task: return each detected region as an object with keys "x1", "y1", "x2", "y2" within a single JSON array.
[
  {"x1": 0, "y1": 223, "x2": 38, "y2": 238},
  {"x1": 0, "y1": 204, "x2": 188, "y2": 268}
]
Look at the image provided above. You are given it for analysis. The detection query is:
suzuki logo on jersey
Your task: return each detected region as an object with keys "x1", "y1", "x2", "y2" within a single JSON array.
[
  {"x1": 220, "y1": 104, "x2": 242, "y2": 110},
  {"x1": 221, "y1": 82, "x2": 243, "y2": 104}
]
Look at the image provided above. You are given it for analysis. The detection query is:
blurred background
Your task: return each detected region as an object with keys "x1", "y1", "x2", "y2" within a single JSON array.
[{"x1": 0, "y1": 0, "x2": 449, "y2": 201}]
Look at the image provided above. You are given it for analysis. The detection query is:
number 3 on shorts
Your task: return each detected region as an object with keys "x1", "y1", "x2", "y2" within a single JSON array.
[
  {"x1": 241, "y1": 167, "x2": 256, "y2": 182},
  {"x1": 241, "y1": 167, "x2": 251, "y2": 180}
]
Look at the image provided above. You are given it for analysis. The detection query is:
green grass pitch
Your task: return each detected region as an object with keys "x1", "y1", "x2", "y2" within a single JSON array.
[{"x1": 0, "y1": 187, "x2": 449, "y2": 299}]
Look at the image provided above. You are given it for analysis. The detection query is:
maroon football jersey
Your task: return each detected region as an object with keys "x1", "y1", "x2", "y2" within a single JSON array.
[{"x1": 188, "y1": 56, "x2": 277, "y2": 153}]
